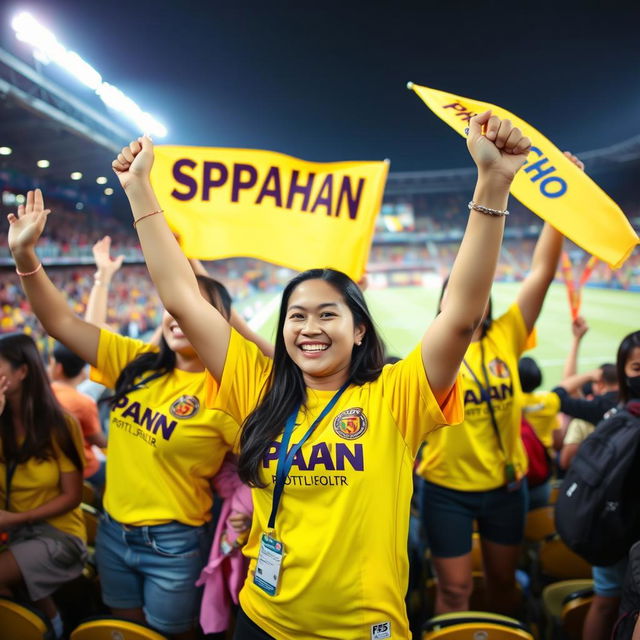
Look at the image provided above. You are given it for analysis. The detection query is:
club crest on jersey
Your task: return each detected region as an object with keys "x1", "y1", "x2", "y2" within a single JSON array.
[
  {"x1": 488, "y1": 357, "x2": 510, "y2": 379},
  {"x1": 169, "y1": 395, "x2": 200, "y2": 419},
  {"x1": 333, "y1": 407, "x2": 367, "y2": 440}
]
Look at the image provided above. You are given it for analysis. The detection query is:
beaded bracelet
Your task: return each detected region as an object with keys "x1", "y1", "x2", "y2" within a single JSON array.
[{"x1": 468, "y1": 201, "x2": 509, "y2": 217}]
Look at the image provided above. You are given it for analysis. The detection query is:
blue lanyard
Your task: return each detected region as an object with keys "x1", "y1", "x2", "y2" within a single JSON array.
[{"x1": 267, "y1": 382, "x2": 349, "y2": 531}]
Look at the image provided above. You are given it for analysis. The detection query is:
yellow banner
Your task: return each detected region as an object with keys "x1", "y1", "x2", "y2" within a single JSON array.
[
  {"x1": 408, "y1": 83, "x2": 639, "y2": 269},
  {"x1": 150, "y1": 146, "x2": 389, "y2": 279}
]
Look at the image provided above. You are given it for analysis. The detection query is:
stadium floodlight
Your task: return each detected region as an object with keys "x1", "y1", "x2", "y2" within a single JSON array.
[
  {"x1": 37, "y1": 159, "x2": 50, "y2": 168},
  {"x1": 70, "y1": 171, "x2": 82, "y2": 180},
  {"x1": 97, "y1": 83, "x2": 168, "y2": 138},
  {"x1": 96, "y1": 176, "x2": 107, "y2": 184},
  {"x1": 75, "y1": 202, "x2": 84, "y2": 210},
  {"x1": 16, "y1": 194, "x2": 26, "y2": 204},
  {"x1": 0, "y1": 147, "x2": 12, "y2": 155},
  {"x1": 104, "y1": 187, "x2": 114, "y2": 195},
  {"x1": 11, "y1": 12, "x2": 167, "y2": 137}
]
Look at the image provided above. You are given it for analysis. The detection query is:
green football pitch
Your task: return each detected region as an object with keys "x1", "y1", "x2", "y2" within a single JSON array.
[{"x1": 247, "y1": 283, "x2": 638, "y2": 387}]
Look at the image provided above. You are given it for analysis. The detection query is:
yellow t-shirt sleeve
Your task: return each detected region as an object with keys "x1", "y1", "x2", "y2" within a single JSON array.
[
  {"x1": 56, "y1": 415, "x2": 86, "y2": 473},
  {"x1": 381, "y1": 344, "x2": 464, "y2": 455},
  {"x1": 542, "y1": 391, "x2": 561, "y2": 416},
  {"x1": 89, "y1": 329, "x2": 158, "y2": 389},
  {"x1": 204, "y1": 328, "x2": 272, "y2": 424},
  {"x1": 493, "y1": 303, "x2": 529, "y2": 357}
]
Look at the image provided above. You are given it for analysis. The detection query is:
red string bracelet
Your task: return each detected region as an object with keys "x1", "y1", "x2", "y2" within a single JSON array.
[{"x1": 133, "y1": 209, "x2": 164, "y2": 229}]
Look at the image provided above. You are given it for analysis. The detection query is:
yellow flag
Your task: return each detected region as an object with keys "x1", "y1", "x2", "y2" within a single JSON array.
[
  {"x1": 150, "y1": 146, "x2": 389, "y2": 279},
  {"x1": 408, "y1": 83, "x2": 638, "y2": 269}
]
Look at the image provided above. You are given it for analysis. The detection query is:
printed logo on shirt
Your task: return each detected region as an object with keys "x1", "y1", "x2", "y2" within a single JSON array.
[
  {"x1": 333, "y1": 407, "x2": 367, "y2": 440},
  {"x1": 169, "y1": 395, "x2": 200, "y2": 419},
  {"x1": 371, "y1": 622, "x2": 391, "y2": 639},
  {"x1": 488, "y1": 357, "x2": 511, "y2": 379}
]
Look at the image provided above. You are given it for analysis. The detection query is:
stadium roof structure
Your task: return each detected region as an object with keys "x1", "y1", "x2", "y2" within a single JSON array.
[
  {"x1": 386, "y1": 135, "x2": 640, "y2": 196},
  {"x1": 0, "y1": 46, "x2": 134, "y2": 185}
]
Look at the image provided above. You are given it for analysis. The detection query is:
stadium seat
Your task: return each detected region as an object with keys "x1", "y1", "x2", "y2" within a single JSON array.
[
  {"x1": 524, "y1": 505, "x2": 556, "y2": 542},
  {"x1": 0, "y1": 596, "x2": 54, "y2": 640},
  {"x1": 423, "y1": 611, "x2": 533, "y2": 639},
  {"x1": 539, "y1": 537, "x2": 592, "y2": 580},
  {"x1": 561, "y1": 588, "x2": 594, "y2": 640},
  {"x1": 70, "y1": 617, "x2": 168, "y2": 639},
  {"x1": 541, "y1": 579, "x2": 594, "y2": 639}
]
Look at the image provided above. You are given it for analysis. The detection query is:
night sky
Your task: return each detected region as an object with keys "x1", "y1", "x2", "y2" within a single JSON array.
[{"x1": 2, "y1": 1, "x2": 639, "y2": 172}]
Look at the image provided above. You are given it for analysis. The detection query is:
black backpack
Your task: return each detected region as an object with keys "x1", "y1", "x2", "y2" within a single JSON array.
[{"x1": 555, "y1": 401, "x2": 640, "y2": 567}]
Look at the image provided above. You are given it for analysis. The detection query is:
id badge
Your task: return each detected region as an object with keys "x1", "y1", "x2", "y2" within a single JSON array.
[{"x1": 254, "y1": 533, "x2": 284, "y2": 596}]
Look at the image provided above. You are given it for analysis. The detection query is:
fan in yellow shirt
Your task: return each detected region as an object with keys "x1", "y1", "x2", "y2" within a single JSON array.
[
  {"x1": 6, "y1": 193, "x2": 243, "y2": 638},
  {"x1": 417, "y1": 151, "x2": 584, "y2": 618},
  {"x1": 107, "y1": 111, "x2": 532, "y2": 639},
  {"x1": 0, "y1": 333, "x2": 86, "y2": 638}
]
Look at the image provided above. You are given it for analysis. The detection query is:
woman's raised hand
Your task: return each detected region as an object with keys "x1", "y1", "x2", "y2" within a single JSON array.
[
  {"x1": 7, "y1": 189, "x2": 51, "y2": 255},
  {"x1": 92, "y1": 236, "x2": 125, "y2": 280},
  {"x1": 466, "y1": 110, "x2": 532, "y2": 183},
  {"x1": 112, "y1": 136, "x2": 155, "y2": 191}
]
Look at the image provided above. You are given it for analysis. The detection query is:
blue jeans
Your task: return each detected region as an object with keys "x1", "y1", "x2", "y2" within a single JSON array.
[
  {"x1": 95, "y1": 511, "x2": 211, "y2": 634},
  {"x1": 593, "y1": 557, "x2": 629, "y2": 597}
]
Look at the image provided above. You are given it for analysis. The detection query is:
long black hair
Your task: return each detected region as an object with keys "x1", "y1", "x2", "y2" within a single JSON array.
[
  {"x1": 108, "y1": 275, "x2": 231, "y2": 407},
  {"x1": 437, "y1": 275, "x2": 493, "y2": 338},
  {"x1": 0, "y1": 333, "x2": 83, "y2": 470},
  {"x1": 238, "y1": 268, "x2": 385, "y2": 487},
  {"x1": 617, "y1": 330, "x2": 640, "y2": 404}
]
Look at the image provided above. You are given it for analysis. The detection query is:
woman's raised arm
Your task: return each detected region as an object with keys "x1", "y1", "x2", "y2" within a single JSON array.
[
  {"x1": 421, "y1": 112, "x2": 531, "y2": 400},
  {"x1": 113, "y1": 137, "x2": 230, "y2": 380},
  {"x1": 8, "y1": 190, "x2": 100, "y2": 366}
]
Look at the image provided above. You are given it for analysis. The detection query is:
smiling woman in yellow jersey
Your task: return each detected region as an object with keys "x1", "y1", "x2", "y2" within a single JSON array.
[
  {"x1": 418, "y1": 151, "x2": 585, "y2": 618},
  {"x1": 6, "y1": 194, "x2": 242, "y2": 638},
  {"x1": 109, "y1": 110, "x2": 531, "y2": 639}
]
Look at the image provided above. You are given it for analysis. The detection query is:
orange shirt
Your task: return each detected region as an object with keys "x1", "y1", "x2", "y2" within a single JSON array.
[{"x1": 52, "y1": 382, "x2": 102, "y2": 478}]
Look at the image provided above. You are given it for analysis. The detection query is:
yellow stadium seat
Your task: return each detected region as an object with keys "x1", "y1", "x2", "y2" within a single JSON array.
[
  {"x1": 561, "y1": 589, "x2": 594, "y2": 640},
  {"x1": 524, "y1": 505, "x2": 555, "y2": 542},
  {"x1": 0, "y1": 597, "x2": 54, "y2": 640},
  {"x1": 542, "y1": 579, "x2": 594, "y2": 639},
  {"x1": 539, "y1": 537, "x2": 592, "y2": 580},
  {"x1": 70, "y1": 617, "x2": 168, "y2": 639},
  {"x1": 423, "y1": 611, "x2": 533, "y2": 640}
]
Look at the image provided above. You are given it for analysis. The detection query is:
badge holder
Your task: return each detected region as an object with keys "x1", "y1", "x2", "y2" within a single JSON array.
[{"x1": 254, "y1": 532, "x2": 285, "y2": 596}]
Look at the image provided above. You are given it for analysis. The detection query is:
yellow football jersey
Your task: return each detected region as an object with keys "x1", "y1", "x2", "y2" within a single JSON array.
[
  {"x1": 0, "y1": 416, "x2": 86, "y2": 541},
  {"x1": 206, "y1": 329, "x2": 462, "y2": 640},
  {"x1": 418, "y1": 303, "x2": 529, "y2": 491},
  {"x1": 91, "y1": 330, "x2": 240, "y2": 526}
]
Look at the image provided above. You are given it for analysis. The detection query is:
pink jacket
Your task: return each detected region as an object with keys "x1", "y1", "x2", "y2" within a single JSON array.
[{"x1": 197, "y1": 455, "x2": 253, "y2": 634}]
